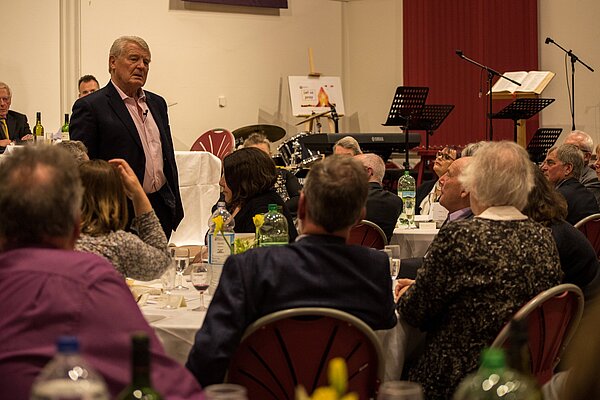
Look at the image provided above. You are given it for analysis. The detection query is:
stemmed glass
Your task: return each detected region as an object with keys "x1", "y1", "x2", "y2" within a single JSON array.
[
  {"x1": 171, "y1": 247, "x2": 190, "y2": 291},
  {"x1": 190, "y1": 262, "x2": 210, "y2": 311},
  {"x1": 377, "y1": 381, "x2": 424, "y2": 400},
  {"x1": 160, "y1": 266, "x2": 176, "y2": 310}
]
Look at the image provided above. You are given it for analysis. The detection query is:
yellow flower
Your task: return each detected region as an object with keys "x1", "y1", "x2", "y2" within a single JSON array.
[
  {"x1": 253, "y1": 214, "x2": 264, "y2": 229},
  {"x1": 212, "y1": 215, "x2": 224, "y2": 234},
  {"x1": 311, "y1": 387, "x2": 338, "y2": 400},
  {"x1": 328, "y1": 357, "x2": 348, "y2": 396}
]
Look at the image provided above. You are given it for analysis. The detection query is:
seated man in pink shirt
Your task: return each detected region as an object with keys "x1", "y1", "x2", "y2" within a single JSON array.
[{"x1": 0, "y1": 145, "x2": 202, "y2": 399}]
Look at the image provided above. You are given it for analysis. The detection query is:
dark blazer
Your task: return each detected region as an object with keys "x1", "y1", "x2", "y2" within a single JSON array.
[
  {"x1": 70, "y1": 81, "x2": 183, "y2": 233},
  {"x1": 186, "y1": 234, "x2": 397, "y2": 386},
  {"x1": 0, "y1": 110, "x2": 31, "y2": 153},
  {"x1": 551, "y1": 219, "x2": 600, "y2": 300},
  {"x1": 366, "y1": 182, "x2": 403, "y2": 242},
  {"x1": 556, "y1": 177, "x2": 600, "y2": 225},
  {"x1": 234, "y1": 189, "x2": 298, "y2": 242}
]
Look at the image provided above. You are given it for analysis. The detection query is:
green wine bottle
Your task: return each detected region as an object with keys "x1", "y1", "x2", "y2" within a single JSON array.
[
  {"x1": 33, "y1": 112, "x2": 44, "y2": 144},
  {"x1": 117, "y1": 332, "x2": 163, "y2": 400},
  {"x1": 61, "y1": 113, "x2": 70, "y2": 141}
]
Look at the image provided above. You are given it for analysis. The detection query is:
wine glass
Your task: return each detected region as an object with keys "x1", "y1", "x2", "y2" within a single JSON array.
[
  {"x1": 190, "y1": 262, "x2": 210, "y2": 311},
  {"x1": 377, "y1": 381, "x2": 424, "y2": 400},
  {"x1": 171, "y1": 247, "x2": 190, "y2": 290},
  {"x1": 160, "y1": 266, "x2": 176, "y2": 309},
  {"x1": 203, "y1": 384, "x2": 248, "y2": 400}
]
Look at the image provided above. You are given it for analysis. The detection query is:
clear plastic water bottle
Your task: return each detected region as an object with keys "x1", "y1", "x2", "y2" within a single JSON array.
[
  {"x1": 207, "y1": 202, "x2": 235, "y2": 295},
  {"x1": 258, "y1": 204, "x2": 289, "y2": 247},
  {"x1": 453, "y1": 348, "x2": 542, "y2": 400},
  {"x1": 397, "y1": 171, "x2": 416, "y2": 228},
  {"x1": 30, "y1": 336, "x2": 109, "y2": 400},
  {"x1": 207, "y1": 201, "x2": 235, "y2": 265}
]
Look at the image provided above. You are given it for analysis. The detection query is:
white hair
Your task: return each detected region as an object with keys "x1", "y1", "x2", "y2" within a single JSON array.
[
  {"x1": 108, "y1": 36, "x2": 151, "y2": 73},
  {"x1": 0, "y1": 82, "x2": 11, "y2": 97},
  {"x1": 356, "y1": 153, "x2": 385, "y2": 182},
  {"x1": 460, "y1": 141, "x2": 534, "y2": 211},
  {"x1": 566, "y1": 130, "x2": 594, "y2": 153}
]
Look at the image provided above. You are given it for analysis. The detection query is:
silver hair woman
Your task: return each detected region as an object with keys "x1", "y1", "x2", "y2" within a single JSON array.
[{"x1": 395, "y1": 141, "x2": 562, "y2": 399}]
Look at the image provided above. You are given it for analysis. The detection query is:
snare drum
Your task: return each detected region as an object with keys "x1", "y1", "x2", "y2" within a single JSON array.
[{"x1": 277, "y1": 133, "x2": 322, "y2": 168}]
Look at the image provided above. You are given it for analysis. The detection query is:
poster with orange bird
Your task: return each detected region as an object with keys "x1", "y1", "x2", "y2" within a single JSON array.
[{"x1": 288, "y1": 76, "x2": 345, "y2": 117}]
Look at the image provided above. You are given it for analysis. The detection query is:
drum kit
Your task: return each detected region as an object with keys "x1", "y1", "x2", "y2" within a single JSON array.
[{"x1": 232, "y1": 111, "x2": 334, "y2": 174}]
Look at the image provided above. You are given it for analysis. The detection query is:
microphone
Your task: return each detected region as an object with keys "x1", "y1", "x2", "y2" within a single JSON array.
[
  {"x1": 455, "y1": 49, "x2": 464, "y2": 58},
  {"x1": 545, "y1": 37, "x2": 553, "y2": 44},
  {"x1": 143, "y1": 109, "x2": 149, "y2": 117}
]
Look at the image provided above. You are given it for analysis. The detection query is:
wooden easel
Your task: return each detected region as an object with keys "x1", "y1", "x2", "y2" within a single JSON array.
[{"x1": 302, "y1": 48, "x2": 335, "y2": 133}]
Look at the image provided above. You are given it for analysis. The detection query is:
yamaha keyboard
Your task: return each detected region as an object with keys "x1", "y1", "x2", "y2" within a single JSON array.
[{"x1": 299, "y1": 133, "x2": 421, "y2": 160}]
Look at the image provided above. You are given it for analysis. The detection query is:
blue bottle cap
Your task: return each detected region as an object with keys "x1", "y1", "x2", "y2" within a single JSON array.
[{"x1": 56, "y1": 336, "x2": 79, "y2": 353}]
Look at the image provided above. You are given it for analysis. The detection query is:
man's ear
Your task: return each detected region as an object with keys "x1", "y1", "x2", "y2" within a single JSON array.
[
  {"x1": 564, "y1": 163, "x2": 574, "y2": 177},
  {"x1": 298, "y1": 192, "x2": 306, "y2": 220}
]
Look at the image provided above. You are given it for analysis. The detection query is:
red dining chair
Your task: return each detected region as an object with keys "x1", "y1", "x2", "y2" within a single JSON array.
[
  {"x1": 226, "y1": 307, "x2": 384, "y2": 400},
  {"x1": 347, "y1": 220, "x2": 388, "y2": 249},
  {"x1": 491, "y1": 283, "x2": 584, "y2": 385},
  {"x1": 190, "y1": 128, "x2": 235, "y2": 161},
  {"x1": 574, "y1": 213, "x2": 600, "y2": 258}
]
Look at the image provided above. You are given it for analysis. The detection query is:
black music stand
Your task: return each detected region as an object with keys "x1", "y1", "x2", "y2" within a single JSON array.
[
  {"x1": 526, "y1": 128, "x2": 563, "y2": 164},
  {"x1": 383, "y1": 87, "x2": 429, "y2": 169},
  {"x1": 491, "y1": 98, "x2": 555, "y2": 142},
  {"x1": 409, "y1": 105, "x2": 455, "y2": 149}
]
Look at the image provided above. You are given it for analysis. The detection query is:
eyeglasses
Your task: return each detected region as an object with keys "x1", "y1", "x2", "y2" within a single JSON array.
[{"x1": 436, "y1": 151, "x2": 455, "y2": 161}]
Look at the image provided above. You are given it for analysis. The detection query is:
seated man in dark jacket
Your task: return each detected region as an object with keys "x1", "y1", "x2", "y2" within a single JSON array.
[
  {"x1": 355, "y1": 153, "x2": 403, "y2": 242},
  {"x1": 186, "y1": 155, "x2": 397, "y2": 387},
  {"x1": 541, "y1": 144, "x2": 600, "y2": 225}
]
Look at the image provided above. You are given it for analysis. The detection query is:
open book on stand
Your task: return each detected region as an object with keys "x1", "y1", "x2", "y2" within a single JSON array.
[{"x1": 491, "y1": 71, "x2": 555, "y2": 95}]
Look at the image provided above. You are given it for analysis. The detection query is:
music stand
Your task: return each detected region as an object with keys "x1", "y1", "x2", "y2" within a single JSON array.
[
  {"x1": 526, "y1": 128, "x2": 563, "y2": 164},
  {"x1": 409, "y1": 105, "x2": 455, "y2": 149},
  {"x1": 491, "y1": 98, "x2": 555, "y2": 142},
  {"x1": 383, "y1": 87, "x2": 429, "y2": 169}
]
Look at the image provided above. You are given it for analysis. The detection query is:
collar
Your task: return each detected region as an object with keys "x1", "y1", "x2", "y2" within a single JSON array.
[
  {"x1": 476, "y1": 206, "x2": 527, "y2": 221},
  {"x1": 448, "y1": 207, "x2": 472, "y2": 222},
  {"x1": 555, "y1": 176, "x2": 576, "y2": 189},
  {"x1": 111, "y1": 80, "x2": 145, "y2": 101}
]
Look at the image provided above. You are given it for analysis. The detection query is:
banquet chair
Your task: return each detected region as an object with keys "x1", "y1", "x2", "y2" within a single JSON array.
[
  {"x1": 190, "y1": 128, "x2": 235, "y2": 161},
  {"x1": 491, "y1": 283, "x2": 584, "y2": 385},
  {"x1": 347, "y1": 220, "x2": 388, "y2": 249},
  {"x1": 574, "y1": 213, "x2": 600, "y2": 258},
  {"x1": 226, "y1": 307, "x2": 384, "y2": 400}
]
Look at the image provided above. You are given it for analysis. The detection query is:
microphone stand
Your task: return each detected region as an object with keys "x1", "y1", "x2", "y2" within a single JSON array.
[
  {"x1": 456, "y1": 50, "x2": 521, "y2": 141},
  {"x1": 329, "y1": 104, "x2": 339, "y2": 133},
  {"x1": 545, "y1": 38, "x2": 595, "y2": 131}
]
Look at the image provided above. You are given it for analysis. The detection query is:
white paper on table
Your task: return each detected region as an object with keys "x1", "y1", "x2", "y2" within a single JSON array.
[{"x1": 430, "y1": 202, "x2": 448, "y2": 222}]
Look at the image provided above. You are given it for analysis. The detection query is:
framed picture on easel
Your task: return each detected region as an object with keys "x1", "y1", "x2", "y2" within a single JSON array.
[{"x1": 288, "y1": 76, "x2": 345, "y2": 117}]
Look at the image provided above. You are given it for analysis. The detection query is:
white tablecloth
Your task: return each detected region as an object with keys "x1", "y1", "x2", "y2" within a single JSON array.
[
  {"x1": 170, "y1": 151, "x2": 221, "y2": 246},
  {"x1": 139, "y1": 279, "x2": 208, "y2": 364},
  {"x1": 391, "y1": 227, "x2": 439, "y2": 259}
]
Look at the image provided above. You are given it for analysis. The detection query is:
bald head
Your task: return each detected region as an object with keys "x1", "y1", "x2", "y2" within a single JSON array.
[
  {"x1": 355, "y1": 153, "x2": 385, "y2": 183},
  {"x1": 565, "y1": 130, "x2": 594, "y2": 162}
]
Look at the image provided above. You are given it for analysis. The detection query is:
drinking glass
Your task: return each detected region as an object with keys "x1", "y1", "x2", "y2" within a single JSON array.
[
  {"x1": 160, "y1": 266, "x2": 176, "y2": 309},
  {"x1": 171, "y1": 247, "x2": 190, "y2": 290},
  {"x1": 385, "y1": 245, "x2": 402, "y2": 279},
  {"x1": 190, "y1": 262, "x2": 210, "y2": 311},
  {"x1": 377, "y1": 381, "x2": 424, "y2": 400},
  {"x1": 203, "y1": 383, "x2": 248, "y2": 400}
]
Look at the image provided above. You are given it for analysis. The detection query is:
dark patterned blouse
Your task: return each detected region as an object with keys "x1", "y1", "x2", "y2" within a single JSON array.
[{"x1": 398, "y1": 214, "x2": 562, "y2": 400}]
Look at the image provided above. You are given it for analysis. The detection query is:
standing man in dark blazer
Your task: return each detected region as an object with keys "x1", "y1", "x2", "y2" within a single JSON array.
[
  {"x1": 70, "y1": 36, "x2": 183, "y2": 237},
  {"x1": 0, "y1": 82, "x2": 32, "y2": 154}
]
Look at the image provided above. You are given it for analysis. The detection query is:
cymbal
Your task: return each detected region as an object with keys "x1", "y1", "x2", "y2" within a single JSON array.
[
  {"x1": 232, "y1": 124, "x2": 286, "y2": 142},
  {"x1": 295, "y1": 110, "x2": 332, "y2": 126}
]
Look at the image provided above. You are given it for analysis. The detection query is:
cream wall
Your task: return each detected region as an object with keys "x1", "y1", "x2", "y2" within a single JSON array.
[
  {"x1": 539, "y1": 0, "x2": 600, "y2": 145},
  {"x1": 2, "y1": 0, "x2": 599, "y2": 148}
]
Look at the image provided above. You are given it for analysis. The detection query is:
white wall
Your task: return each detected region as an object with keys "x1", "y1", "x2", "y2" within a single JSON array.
[
  {"x1": 2, "y1": 1, "x2": 61, "y2": 131},
  {"x1": 539, "y1": 0, "x2": 600, "y2": 144}
]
